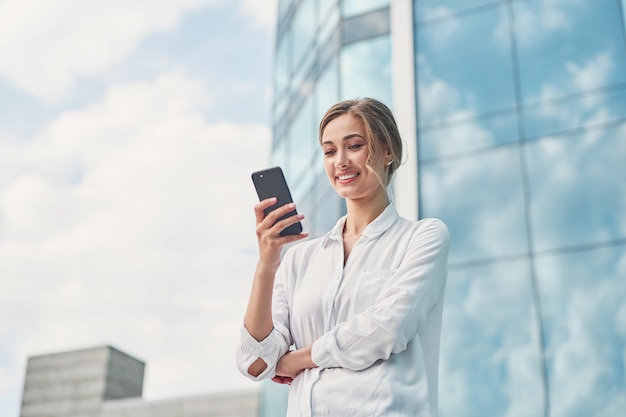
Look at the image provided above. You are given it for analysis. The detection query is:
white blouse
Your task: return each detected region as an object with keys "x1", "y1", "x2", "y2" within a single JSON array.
[{"x1": 237, "y1": 204, "x2": 450, "y2": 417}]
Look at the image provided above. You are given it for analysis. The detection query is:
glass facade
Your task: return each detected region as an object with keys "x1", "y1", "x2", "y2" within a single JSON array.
[
  {"x1": 267, "y1": 0, "x2": 626, "y2": 415},
  {"x1": 271, "y1": 0, "x2": 392, "y2": 240}
]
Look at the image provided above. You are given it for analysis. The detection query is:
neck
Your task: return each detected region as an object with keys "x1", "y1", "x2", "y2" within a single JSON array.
[{"x1": 343, "y1": 188, "x2": 390, "y2": 236}]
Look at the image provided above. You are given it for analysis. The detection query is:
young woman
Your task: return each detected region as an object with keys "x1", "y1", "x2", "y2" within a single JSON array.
[{"x1": 237, "y1": 98, "x2": 449, "y2": 416}]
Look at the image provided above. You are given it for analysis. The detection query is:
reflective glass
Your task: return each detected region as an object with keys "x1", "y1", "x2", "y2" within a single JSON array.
[
  {"x1": 292, "y1": 0, "x2": 315, "y2": 70},
  {"x1": 274, "y1": 28, "x2": 291, "y2": 99},
  {"x1": 340, "y1": 35, "x2": 392, "y2": 105},
  {"x1": 524, "y1": 87, "x2": 626, "y2": 139},
  {"x1": 416, "y1": 4, "x2": 516, "y2": 126},
  {"x1": 415, "y1": 0, "x2": 502, "y2": 23},
  {"x1": 291, "y1": 50, "x2": 315, "y2": 98},
  {"x1": 278, "y1": 0, "x2": 293, "y2": 24},
  {"x1": 526, "y1": 126, "x2": 626, "y2": 252},
  {"x1": 341, "y1": 8, "x2": 390, "y2": 45},
  {"x1": 515, "y1": 0, "x2": 626, "y2": 103},
  {"x1": 260, "y1": 381, "x2": 288, "y2": 417},
  {"x1": 313, "y1": 170, "x2": 343, "y2": 237},
  {"x1": 273, "y1": 93, "x2": 290, "y2": 130},
  {"x1": 418, "y1": 111, "x2": 519, "y2": 160},
  {"x1": 272, "y1": 134, "x2": 290, "y2": 177},
  {"x1": 439, "y1": 259, "x2": 544, "y2": 417},
  {"x1": 341, "y1": 0, "x2": 388, "y2": 18},
  {"x1": 319, "y1": 0, "x2": 337, "y2": 24},
  {"x1": 535, "y1": 246, "x2": 626, "y2": 417},
  {"x1": 315, "y1": 58, "x2": 339, "y2": 126},
  {"x1": 420, "y1": 146, "x2": 529, "y2": 264},
  {"x1": 288, "y1": 99, "x2": 317, "y2": 196},
  {"x1": 296, "y1": 181, "x2": 315, "y2": 234},
  {"x1": 318, "y1": 5, "x2": 339, "y2": 48}
]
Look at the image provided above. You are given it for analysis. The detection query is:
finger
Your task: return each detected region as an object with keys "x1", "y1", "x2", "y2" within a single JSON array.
[
  {"x1": 270, "y1": 213, "x2": 304, "y2": 236},
  {"x1": 271, "y1": 376, "x2": 292, "y2": 385},
  {"x1": 254, "y1": 198, "x2": 277, "y2": 223},
  {"x1": 262, "y1": 202, "x2": 299, "y2": 226}
]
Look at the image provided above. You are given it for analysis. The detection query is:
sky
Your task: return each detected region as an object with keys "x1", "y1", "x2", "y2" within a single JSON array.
[{"x1": 0, "y1": 0, "x2": 278, "y2": 415}]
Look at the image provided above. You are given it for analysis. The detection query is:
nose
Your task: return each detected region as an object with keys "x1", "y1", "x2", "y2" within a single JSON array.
[{"x1": 335, "y1": 150, "x2": 349, "y2": 168}]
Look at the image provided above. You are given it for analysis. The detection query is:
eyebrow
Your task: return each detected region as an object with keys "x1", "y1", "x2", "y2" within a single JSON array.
[{"x1": 321, "y1": 133, "x2": 365, "y2": 145}]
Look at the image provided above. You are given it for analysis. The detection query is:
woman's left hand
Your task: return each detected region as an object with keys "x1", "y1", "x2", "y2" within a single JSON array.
[
  {"x1": 273, "y1": 346, "x2": 317, "y2": 384},
  {"x1": 271, "y1": 375, "x2": 294, "y2": 385}
]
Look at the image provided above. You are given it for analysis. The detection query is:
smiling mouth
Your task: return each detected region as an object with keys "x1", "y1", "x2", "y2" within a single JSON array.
[{"x1": 337, "y1": 173, "x2": 359, "y2": 181}]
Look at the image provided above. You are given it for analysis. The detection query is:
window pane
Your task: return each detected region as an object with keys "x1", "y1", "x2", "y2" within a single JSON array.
[
  {"x1": 319, "y1": 0, "x2": 337, "y2": 24},
  {"x1": 526, "y1": 125, "x2": 626, "y2": 252},
  {"x1": 416, "y1": 4, "x2": 516, "y2": 126},
  {"x1": 418, "y1": 111, "x2": 519, "y2": 160},
  {"x1": 313, "y1": 172, "x2": 343, "y2": 237},
  {"x1": 288, "y1": 99, "x2": 317, "y2": 196},
  {"x1": 439, "y1": 259, "x2": 544, "y2": 417},
  {"x1": 274, "y1": 28, "x2": 291, "y2": 98},
  {"x1": 315, "y1": 58, "x2": 339, "y2": 125},
  {"x1": 292, "y1": 0, "x2": 315, "y2": 70},
  {"x1": 420, "y1": 146, "x2": 529, "y2": 264},
  {"x1": 523, "y1": 87, "x2": 626, "y2": 139},
  {"x1": 415, "y1": 0, "x2": 502, "y2": 23},
  {"x1": 278, "y1": 0, "x2": 293, "y2": 24},
  {"x1": 341, "y1": 0, "x2": 388, "y2": 18},
  {"x1": 340, "y1": 35, "x2": 392, "y2": 106},
  {"x1": 535, "y1": 246, "x2": 626, "y2": 417},
  {"x1": 515, "y1": 0, "x2": 626, "y2": 103},
  {"x1": 272, "y1": 135, "x2": 290, "y2": 177},
  {"x1": 260, "y1": 381, "x2": 288, "y2": 417},
  {"x1": 341, "y1": 8, "x2": 390, "y2": 45},
  {"x1": 318, "y1": 4, "x2": 339, "y2": 48}
]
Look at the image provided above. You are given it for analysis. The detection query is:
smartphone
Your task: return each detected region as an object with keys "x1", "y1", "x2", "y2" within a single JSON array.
[{"x1": 251, "y1": 166, "x2": 303, "y2": 236}]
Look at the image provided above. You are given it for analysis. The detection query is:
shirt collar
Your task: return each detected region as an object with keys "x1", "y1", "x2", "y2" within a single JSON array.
[{"x1": 322, "y1": 203, "x2": 399, "y2": 246}]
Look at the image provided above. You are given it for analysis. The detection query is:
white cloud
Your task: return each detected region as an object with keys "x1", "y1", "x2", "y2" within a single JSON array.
[
  {"x1": 0, "y1": 0, "x2": 217, "y2": 103},
  {"x1": 507, "y1": 0, "x2": 583, "y2": 49},
  {"x1": 537, "y1": 250, "x2": 626, "y2": 417},
  {"x1": 240, "y1": 0, "x2": 277, "y2": 30},
  {"x1": 0, "y1": 72, "x2": 270, "y2": 402},
  {"x1": 565, "y1": 53, "x2": 613, "y2": 94}
]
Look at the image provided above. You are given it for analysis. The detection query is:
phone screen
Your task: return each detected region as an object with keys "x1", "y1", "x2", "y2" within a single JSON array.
[{"x1": 251, "y1": 166, "x2": 303, "y2": 236}]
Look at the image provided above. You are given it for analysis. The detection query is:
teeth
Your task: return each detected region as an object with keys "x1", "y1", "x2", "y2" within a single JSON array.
[{"x1": 338, "y1": 173, "x2": 358, "y2": 180}]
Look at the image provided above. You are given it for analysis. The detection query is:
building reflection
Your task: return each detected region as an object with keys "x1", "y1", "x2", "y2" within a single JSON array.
[{"x1": 268, "y1": 1, "x2": 626, "y2": 416}]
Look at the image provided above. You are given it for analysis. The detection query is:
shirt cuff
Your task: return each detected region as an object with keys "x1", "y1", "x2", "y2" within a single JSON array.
[
  {"x1": 311, "y1": 333, "x2": 340, "y2": 369},
  {"x1": 237, "y1": 325, "x2": 278, "y2": 380}
]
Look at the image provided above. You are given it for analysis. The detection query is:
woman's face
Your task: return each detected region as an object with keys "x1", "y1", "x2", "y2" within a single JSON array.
[{"x1": 321, "y1": 113, "x2": 389, "y2": 202}]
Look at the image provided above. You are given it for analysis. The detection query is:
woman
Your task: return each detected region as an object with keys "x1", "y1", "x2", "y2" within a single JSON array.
[{"x1": 237, "y1": 98, "x2": 449, "y2": 416}]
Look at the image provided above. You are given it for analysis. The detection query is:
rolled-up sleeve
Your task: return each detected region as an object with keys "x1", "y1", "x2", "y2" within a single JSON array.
[
  {"x1": 311, "y1": 219, "x2": 449, "y2": 371},
  {"x1": 236, "y1": 258, "x2": 292, "y2": 381}
]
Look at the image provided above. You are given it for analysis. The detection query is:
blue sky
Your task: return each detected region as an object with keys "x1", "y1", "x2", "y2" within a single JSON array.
[{"x1": 0, "y1": 1, "x2": 276, "y2": 415}]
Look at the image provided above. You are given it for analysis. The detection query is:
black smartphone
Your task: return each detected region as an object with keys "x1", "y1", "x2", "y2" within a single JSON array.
[{"x1": 251, "y1": 166, "x2": 303, "y2": 236}]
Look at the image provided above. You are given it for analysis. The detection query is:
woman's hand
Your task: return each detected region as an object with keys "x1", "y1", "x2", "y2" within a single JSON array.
[
  {"x1": 244, "y1": 198, "x2": 308, "y2": 342},
  {"x1": 254, "y1": 198, "x2": 308, "y2": 271},
  {"x1": 272, "y1": 346, "x2": 317, "y2": 385}
]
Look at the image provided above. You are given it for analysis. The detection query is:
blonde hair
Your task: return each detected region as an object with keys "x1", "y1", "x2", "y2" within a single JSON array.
[{"x1": 319, "y1": 98, "x2": 403, "y2": 186}]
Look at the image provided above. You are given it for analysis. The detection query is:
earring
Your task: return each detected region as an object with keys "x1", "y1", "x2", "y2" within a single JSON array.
[{"x1": 386, "y1": 160, "x2": 393, "y2": 166}]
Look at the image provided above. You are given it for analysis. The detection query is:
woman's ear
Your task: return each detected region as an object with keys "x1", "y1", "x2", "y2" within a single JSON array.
[{"x1": 384, "y1": 146, "x2": 393, "y2": 163}]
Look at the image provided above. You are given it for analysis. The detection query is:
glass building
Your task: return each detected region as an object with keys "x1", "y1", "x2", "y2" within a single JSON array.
[{"x1": 264, "y1": 0, "x2": 626, "y2": 416}]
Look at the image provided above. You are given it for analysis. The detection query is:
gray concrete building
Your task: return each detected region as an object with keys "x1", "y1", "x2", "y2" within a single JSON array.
[{"x1": 19, "y1": 346, "x2": 259, "y2": 417}]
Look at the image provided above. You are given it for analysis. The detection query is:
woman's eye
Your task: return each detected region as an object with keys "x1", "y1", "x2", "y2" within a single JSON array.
[
  {"x1": 324, "y1": 149, "x2": 335, "y2": 156},
  {"x1": 349, "y1": 144, "x2": 364, "y2": 151}
]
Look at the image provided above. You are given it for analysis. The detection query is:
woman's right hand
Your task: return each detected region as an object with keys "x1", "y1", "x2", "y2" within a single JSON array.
[{"x1": 254, "y1": 197, "x2": 308, "y2": 270}]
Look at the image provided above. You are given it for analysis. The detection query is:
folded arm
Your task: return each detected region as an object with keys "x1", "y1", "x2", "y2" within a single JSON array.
[{"x1": 312, "y1": 219, "x2": 449, "y2": 371}]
